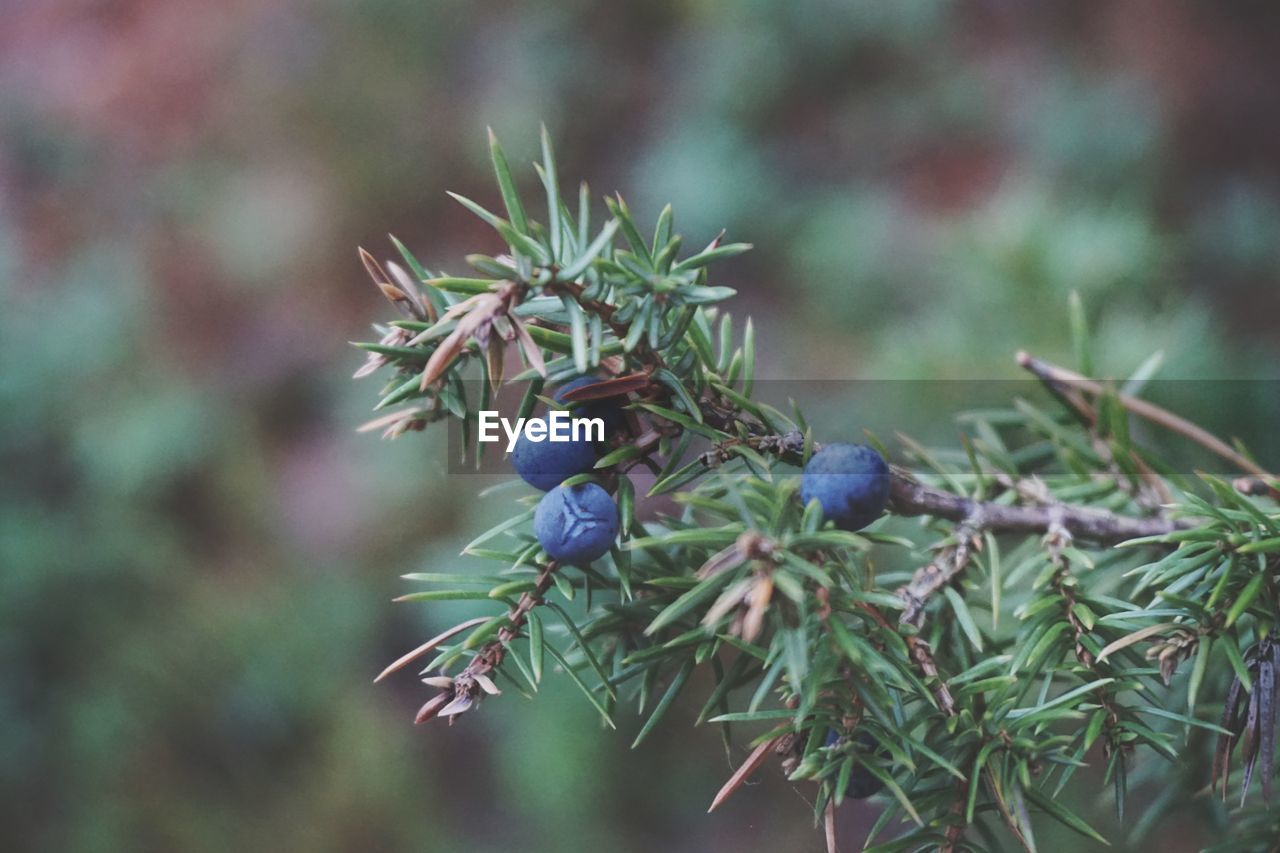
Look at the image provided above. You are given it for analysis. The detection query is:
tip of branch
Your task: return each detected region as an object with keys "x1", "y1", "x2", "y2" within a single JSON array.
[{"x1": 707, "y1": 736, "x2": 780, "y2": 813}]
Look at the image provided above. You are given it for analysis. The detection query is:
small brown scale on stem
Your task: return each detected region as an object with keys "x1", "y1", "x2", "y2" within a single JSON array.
[
  {"x1": 415, "y1": 561, "x2": 560, "y2": 724},
  {"x1": 1043, "y1": 521, "x2": 1129, "y2": 764}
]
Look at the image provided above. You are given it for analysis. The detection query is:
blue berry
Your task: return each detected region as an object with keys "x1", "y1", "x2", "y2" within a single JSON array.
[
  {"x1": 553, "y1": 375, "x2": 627, "y2": 436},
  {"x1": 847, "y1": 764, "x2": 884, "y2": 800},
  {"x1": 824, "y1": 730, "x2": 885, "y2": 800},
  {"x1": 848, "y1": 732, "x2": 886, "y2": 800},
  {"x1": 512, "y1": 427, "x2": 599, "y2": 491},
  {"x1": 800, "y1": 443, "x2": 890, "y2": 532},
  {"x1": 534, "y1": 482, "x2": 620, "y2": 565}
]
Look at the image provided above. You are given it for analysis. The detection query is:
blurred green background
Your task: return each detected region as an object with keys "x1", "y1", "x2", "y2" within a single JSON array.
[{"x1": 2, "y1": 1, "x2": 1278, "y2": 850}]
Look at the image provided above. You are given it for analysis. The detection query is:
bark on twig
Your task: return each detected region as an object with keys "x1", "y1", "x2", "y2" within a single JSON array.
[
  {"x1": 890, "y1": 468, "x2": 1191, "y2": 629},
  {"x1": 413, "y1": 561, "x2": 560, "y2": 723},
  {"x1": 897, "y1": 509, "x2": 984, "y2": 628},
  {"x1": 888, "y1": 470, "x2": 1190, "y2": 544},
  {"x1": 907, "y1": 637, "x2": 957, "y2": 716},
  {"x1": 1017, "y1": 350, "x2": 1279, "y2": 494}
]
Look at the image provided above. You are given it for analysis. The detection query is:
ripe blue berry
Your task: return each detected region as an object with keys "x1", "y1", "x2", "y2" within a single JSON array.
[
  {"x1": 553, "y1": 375, "x2": 627, "y2": 436},
  {"x1": 823, "y1": 730, "x2": 886, "y2": 800},
  {"x1": 846, "y1": 762, "x2": 884, "y2": 800},
  {"x1": 800, "y1": 443, "x2": 890, "y2": 531},
  {"x1": 534, "y1": 482, "x2": 620, "y2": 565},
  {"x1": 847, "y1": 732, "x2": 886, "y2": 799},
  {"x1": 511, "y1": 428, "x2": 599, "y2": 491}
]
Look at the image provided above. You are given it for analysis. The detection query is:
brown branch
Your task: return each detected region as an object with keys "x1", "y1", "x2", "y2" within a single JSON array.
[
  {"x1": 1043, "y1": 522, "x2": 1131, "y2": 765},
  {"x1": 897, "y1": 509, "x2": 984, "y2": 629},
  {"x1": 715, "y1": 414, "x2": 1192, "y2": 546},
  {"x1": 888, "y1": 470, "x2": 1191, "y2": 544},
  {"x1": 906, "y1": 636, "x2": 958, "y2": 717},
  {"x1": 855, "y1": 601, "x2": 958, "y2": 717},
  {"x1": 1017, "y1": 350, "x2": 1279, "y2": 493},
  {"x1": 940, "y1": 786, "x2": 968, "y2": 853},
  {"x1": 553, "y1": 277, "x2": 668, "y2": 369},
  {"x1": 892, "y1": 469, "x2": 1191, "y2": 634},
  {"x1": 823, "y1": 798, "x2": 838, "y2": 853},
  {"x1": 412, "y1": 561, "x2": 560, "y2": 724},
  {"x1": 1026, "y1": 360, "x2": 1173, "y2": 506},
  {"x1": 689, "y1": 359, "x2": 1195, "y2": 552}
]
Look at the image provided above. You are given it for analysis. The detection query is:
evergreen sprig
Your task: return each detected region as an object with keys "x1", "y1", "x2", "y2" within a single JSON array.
[{"x1": 354, "y1": 130, "x2": 1280, "y2": 852}]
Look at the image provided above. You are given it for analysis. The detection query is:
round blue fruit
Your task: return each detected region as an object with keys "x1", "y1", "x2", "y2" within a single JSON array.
[
  {"x1": 534, "y1": 482, "x2": 620, "y2": 565},
  {"x1": 847, "y1": 763, "x2": 885, "y2": 800},
  {"x1": 824, "y1": 730, "x2": 886, "y2": 800},
  {"x1": 800, "y1": 443, "x2": 890, "y2": 531},
  {"x1": 848, "y1": 732, "x2": 886, "y2": 800},
  {"x1": 553, "y1": 375, "x2": 627, "y2": 436},
  {"x1": 512, "y1": 427, "x2": 599, "y2": 491}
]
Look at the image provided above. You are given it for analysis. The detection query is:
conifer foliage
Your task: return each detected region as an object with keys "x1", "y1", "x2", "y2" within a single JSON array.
[{"x1": 355, "y1": 130, "x2": 1280, "y2": 851}]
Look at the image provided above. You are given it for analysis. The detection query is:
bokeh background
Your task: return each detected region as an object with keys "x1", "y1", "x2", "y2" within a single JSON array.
[{"x1": 3, "y1": 1, "x2": 1279, "y2": 851}]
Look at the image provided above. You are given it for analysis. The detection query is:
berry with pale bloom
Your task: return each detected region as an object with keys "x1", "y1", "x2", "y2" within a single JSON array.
[
  {"x1": 800, "y1": 443, "x2": 890, "y2": 532},
  {"x1": 534, "y1": 482, "x2": 619, "y2": 564}
]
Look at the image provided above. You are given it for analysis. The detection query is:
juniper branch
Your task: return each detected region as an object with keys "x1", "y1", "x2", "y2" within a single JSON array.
[
  {"x1": 887, "y1": 470, "x2": 1191, "y2": 543},
  {"x1": 414, "y1": 561, "x2": 560, "y2": 724},
  {"x1": 358, "y1": 134, "x2": 1280, "y2": 851},
  {"x1": 683, "y1": 401, "x2": 1189, "y2": 547},
  {"x1": 1018, "y1": 349, "x2": 1280, "y2": 493}
]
